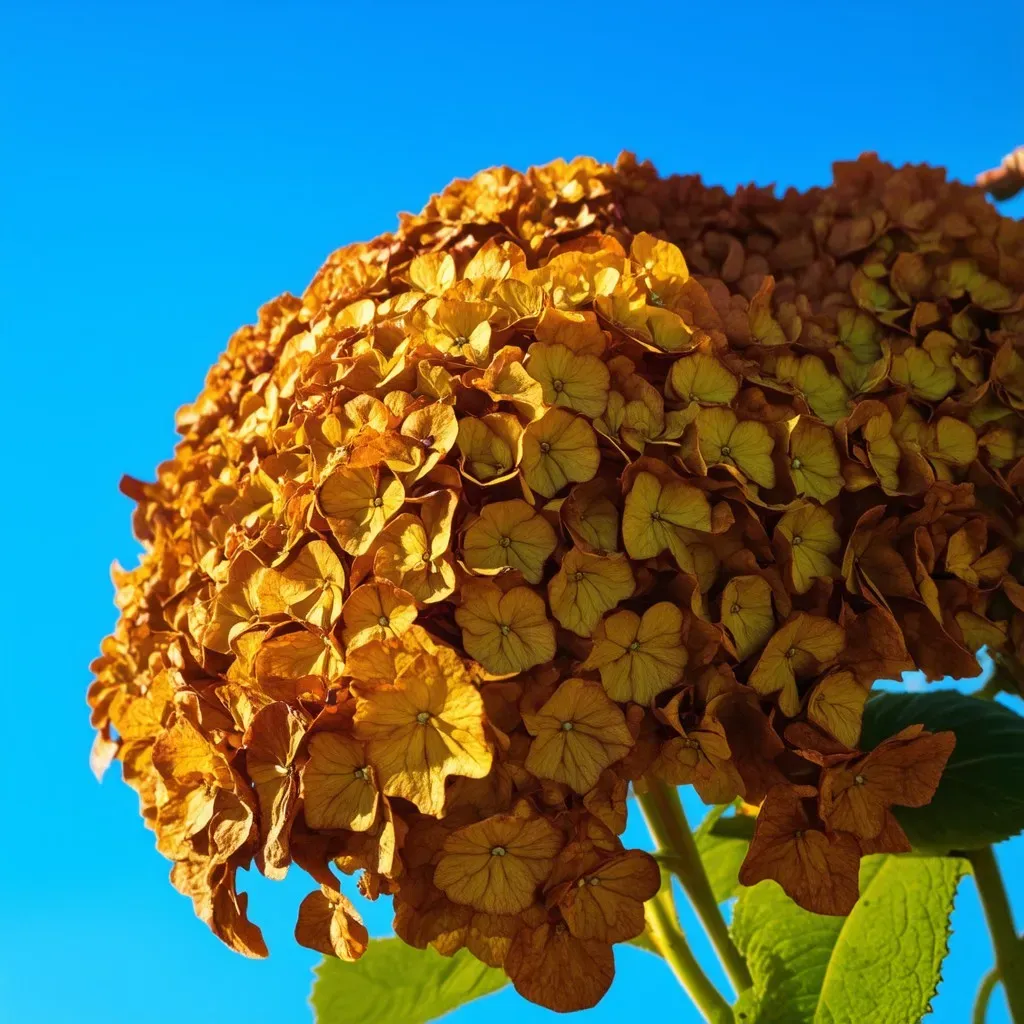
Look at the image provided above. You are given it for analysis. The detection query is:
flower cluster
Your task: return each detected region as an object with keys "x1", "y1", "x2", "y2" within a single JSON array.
[{"x1": 89, "y1": 152, "x2": 1024, "y2": 1012}]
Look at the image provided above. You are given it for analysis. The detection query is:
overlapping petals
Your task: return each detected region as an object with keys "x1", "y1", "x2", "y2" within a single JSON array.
[{"x1": 90, "y1": 151, "x2": 1024, "y2": 1011}]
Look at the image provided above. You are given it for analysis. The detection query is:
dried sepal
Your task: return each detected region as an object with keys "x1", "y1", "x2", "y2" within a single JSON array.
[{"x1": 91, "y1": 151, "x2": 1019, "y2": 998}]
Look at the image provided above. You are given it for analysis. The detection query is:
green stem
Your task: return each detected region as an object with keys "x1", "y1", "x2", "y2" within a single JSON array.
[
  {"x1": 968, "y1": 847, "x2": 1024, "y2": 1023},
  {"x1": 638, "y1": 782, "x2": 753, "y2": 995},
  {"x1": 990, "y1": 652, "x2": 1024, "y2": 700},
  {"x1": 973, "y1": 678, "x2": 1001, "y2": 701},
  {"x1": 644, "y1": 868, "x2": 733, "y2": 1023},
  {"x1": 973, "y1": 967, "x2": 1000, "y2": 1024}
]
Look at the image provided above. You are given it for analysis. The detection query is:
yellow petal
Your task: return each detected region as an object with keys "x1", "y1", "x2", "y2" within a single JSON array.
[
  {"x1": 776, "y1": 353, "x2": 850, "y2": 425},
  {"x1": 584, "y1": 602, "x2": 687, "y2": 703},
  {"x1": 521, "y1": 409, "x2": 600, "y2": 498},
  {"x1": 527, "y1": 343, "x2": 610, "y2": 418},
  {"x1": 788, "y1": 417, "x2": 843, "y2": 503},
  {"x1": 622, "y1": 471, "x2": 712, "y2": 568},
  {"x1": 434, "y1": 814, "x2": 563, "y2": 914},
  {"x1": 807, "y1": 671, "x2": 868, "y2": 748},
  {"x1": 318, "y1": 467, "x2": 404, "y2": 556},
  {"x1": 523, "y1": 678, "x2": 633, "y2": 792},
  {"x1": 302, "y1": 733, "x2": 379, "y2": 832},
  {"x1": 720, "y1": 575, "x2": 774, "y2": 660},
  {"x1": 408, "y1": 252, "x2": 456, "y2": 295},
  {"x1": 562, "y1": 481, "x2": 621, "y2": 554},
  {"x1": 455, "y1": 581, "x2": 556, "y2": 676},
  {"x1": 456, "y1": 414, "x2": 523, "y2": 485},
  {"x1": 749, "y1": 615, "x2": 846, "y2": 716},
  {"x1": 776, "y1": 504, "x2": 840, "y2": 595},
  {"x1": 667, "y1": 352, "x2": 739, "y2": 405},
  {"x1": 697, "y1": 407, "x2": 776, "y2": 488},
  {"x1": 353, "y1": 651, "x2": 492, "y2": 815},
  {"x1": 462, "y1": 500, "x2": 557, "y2": 585},
  {"x1": 890, "y1": 331, "x2": 956, "y2": 401},
  {"x1": 548, "y1": 549, "x2": 635, "y2": 637},
  {"x1": 342, "y1": 582, "x2": 418, "y2": 651}
]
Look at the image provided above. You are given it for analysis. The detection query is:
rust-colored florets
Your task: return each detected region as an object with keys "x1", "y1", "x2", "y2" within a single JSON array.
[{"x1": 89, "y1": 152, "x2": 1024, "y2": 1012}]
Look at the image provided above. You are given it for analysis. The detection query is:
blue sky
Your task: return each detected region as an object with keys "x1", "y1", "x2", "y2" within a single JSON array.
[{"x1": 2, "y1": 0, "x2": 1022, "y2": 1021}]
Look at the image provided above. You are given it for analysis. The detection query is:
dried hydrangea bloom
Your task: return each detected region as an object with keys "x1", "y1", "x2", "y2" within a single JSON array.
[{"x1": 90, "y1": 150, "x2": 1024, "y2": 1011}]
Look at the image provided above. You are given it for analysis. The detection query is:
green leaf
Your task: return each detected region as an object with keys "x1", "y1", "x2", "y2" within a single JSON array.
[
  {"x1": 311, "y1": 940, "x2": 507, "y2": 1024},
  {"x1": 816, "y1": 856, "x2": 964, "y2": 1022},
  {"x1": 731, "y1": 857, "x2": 883, "y2": 1023},
  {"x1": 706, "y1": 815, "x2": 756, "y2": 841},
  {"x1": 731, "y1": 854, "x2": 965, "y2": 1024},
  {"x1": 861, "y1": 691, "x2": 1024, "y2": 851},
  {"x1": 695, "y1": 803, "x2": 752, "y2": 903}
]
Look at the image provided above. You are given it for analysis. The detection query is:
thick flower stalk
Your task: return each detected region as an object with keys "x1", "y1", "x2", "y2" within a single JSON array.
[{"x1": 89, "y1": 153, "x2": 1024, "y2": 1013}]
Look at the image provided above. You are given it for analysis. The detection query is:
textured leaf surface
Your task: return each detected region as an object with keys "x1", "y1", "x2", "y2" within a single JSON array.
[
  {"x1": 861, "y1": 691, "x2": 1024, "y2": 850},
  {"x1": 732, "y1": 855, "x2": 964, "y2": 1024},
  {"x1": 312, "y1": 940, "x2": 507, "y2": 1024},
  {"x1": 815, "y1": 855, "x2": 964, "y2": 1023}
]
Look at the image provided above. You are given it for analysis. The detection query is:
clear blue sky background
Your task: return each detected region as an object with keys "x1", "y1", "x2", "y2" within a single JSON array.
[{"x1": 2, "y1": 1, "x2": 1022, "y2": 1022}]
